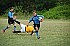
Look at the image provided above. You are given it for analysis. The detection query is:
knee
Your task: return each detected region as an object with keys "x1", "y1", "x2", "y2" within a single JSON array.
[
  {"x1": 35, "y1": 27, "x2": 38, "y2": 31},
  {"x1": 14, "y1": 24, "x2": 16, "y2": 26},
  {"x1": 7, "y1": 26, "x2": 10, "y2": 28}
]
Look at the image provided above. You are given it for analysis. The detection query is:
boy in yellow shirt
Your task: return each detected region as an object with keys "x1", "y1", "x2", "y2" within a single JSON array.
[{"x1": 13, "y1": 21, "x2": 40, "y2": 39}]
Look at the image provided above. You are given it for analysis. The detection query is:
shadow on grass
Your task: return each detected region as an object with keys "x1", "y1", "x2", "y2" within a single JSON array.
[{"x1": 13, "y1": 33, "x2": 31, "y2": 36}]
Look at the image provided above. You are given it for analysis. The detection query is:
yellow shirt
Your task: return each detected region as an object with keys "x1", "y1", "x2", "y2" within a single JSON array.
[{"x1": 26, "y1": 26, "x2": 34, "y2": 32}]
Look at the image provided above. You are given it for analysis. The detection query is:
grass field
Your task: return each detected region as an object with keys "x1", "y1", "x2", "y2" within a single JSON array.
[{"x1": 0, "y1": 19, "x2": 70, "y2": 46}]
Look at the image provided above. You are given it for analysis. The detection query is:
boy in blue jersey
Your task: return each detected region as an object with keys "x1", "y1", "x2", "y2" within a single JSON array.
[
  {"x1": 27, "y1": 11, "x2": 44, "y2": 39},
  {"x1": 2, "y1": 7, "x2": 16, "y2": 32}
]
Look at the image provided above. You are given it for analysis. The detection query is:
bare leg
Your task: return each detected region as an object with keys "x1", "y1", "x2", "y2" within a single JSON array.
[{"x1": 30, "y1": 27, "x2": 40, "y2": 39}]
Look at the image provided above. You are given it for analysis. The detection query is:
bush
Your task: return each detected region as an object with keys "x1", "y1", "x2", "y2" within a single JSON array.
[{"x1": 43, "y1": 4, "x2": 70, "y2": 19}]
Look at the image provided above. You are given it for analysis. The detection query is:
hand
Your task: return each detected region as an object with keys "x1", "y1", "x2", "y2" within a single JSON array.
[
  {"x1": 40, "y1": 19, "x2": 43, "y2": 22},
  {"x1": 27, "y1": 25, "x2": 28, "y2": 27}
]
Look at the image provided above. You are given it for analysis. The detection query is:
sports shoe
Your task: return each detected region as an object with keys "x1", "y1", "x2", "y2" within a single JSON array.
[
  {"x1": 12, "y1": 30, "x2": 15, "y2": 33},
  {"x1": 2, "y1": 29, "x2": 5, "y2": 33},
  {"x1": 37, "y1": 37, "x2": 40, "y2": 39},
  {"x1": 30, "y1": 31, "x2": 33, "y2": 35}
]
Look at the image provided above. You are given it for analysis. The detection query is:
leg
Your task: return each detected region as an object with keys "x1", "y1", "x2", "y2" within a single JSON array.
[
  {"x1": 13, "y1": 23, "x2": 16, "y2": 31},
  {"x1": 13, "y1": 30, "x2": 21, "y2": 33},
  {"x1": 37, "y1": 24, "x2": 40, "y2": 30},
  {"x1": 30, "y1": 31, "x2": 34, "y2": 35},
  {"x1": 33, "y1": 24, "x2": 40, "y2": 39},
  {"x1": 15, "y1": 20, "x2": 20, "y2": 25},
  {"x1": 3, "y1": 18, "x2": 12, "y2": 32},
  {"x1": 31, "y1": 27, "x2": 40, "y2": 39},
  {"x1": 11, "y1": 18, "x2": 17, "y2": 31},
  {"x1": 3, "y1": 25, "x2": 11, "y2": 32},
  {"x1": 35, "y1": 27, "x2": 40, "y2": 39}
]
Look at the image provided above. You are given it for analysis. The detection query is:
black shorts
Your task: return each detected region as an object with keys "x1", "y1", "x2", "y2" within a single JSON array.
[
  {"x1": 34, "y1": 24, "x2": 40, "y2": 30},
  {"x1": 8, "y1": 18, "x2": 15, "y2": 25}
]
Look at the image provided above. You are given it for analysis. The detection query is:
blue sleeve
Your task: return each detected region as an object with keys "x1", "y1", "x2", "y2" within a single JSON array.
[
  {"x1": 29, "y1": 17, "x2": 33, "y2": 23},
  {"x1": 8, "y1": 12, "x2": 13, "y2": 18},
  {"x1": 37, "y1": 15, "x2": 44, "y2": 18}
]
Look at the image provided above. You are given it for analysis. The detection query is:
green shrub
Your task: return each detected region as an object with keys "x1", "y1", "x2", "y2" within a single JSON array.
[{"x1": 43, "y1": 4, "x2": 70, "y2": 19}]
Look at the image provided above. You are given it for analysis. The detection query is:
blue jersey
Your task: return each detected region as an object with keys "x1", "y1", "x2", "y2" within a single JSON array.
[
  {"x1": 29, "y1": 15, "x2": 44, "y2": 24},
  {"x1": 8, "y1": 11, "x2": 14, "y2": 18}
]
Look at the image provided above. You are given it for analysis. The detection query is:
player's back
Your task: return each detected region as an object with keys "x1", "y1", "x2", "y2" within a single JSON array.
[{"x1": 26, "y1": 26, "x2": 34, "y2": 32}]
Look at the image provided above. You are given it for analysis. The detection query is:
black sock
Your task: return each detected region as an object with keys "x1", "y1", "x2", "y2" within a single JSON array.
[
  {"x1": 4, "y1": 26, "x2": 9, "y2": 30},
  {"x1": 30, "y1": 31, "x2": 33, "y2": 35},
  {"x1": 13, "y1": 31, "x2": 21, "y2": 33}
]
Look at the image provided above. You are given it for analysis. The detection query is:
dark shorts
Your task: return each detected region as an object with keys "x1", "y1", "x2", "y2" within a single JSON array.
[
  {"x1": 34, "y1": 24, "x2": 40, "y2": 30},
  {"x1": 8, "y1": 18, "x2": 15, "y2": 25}
]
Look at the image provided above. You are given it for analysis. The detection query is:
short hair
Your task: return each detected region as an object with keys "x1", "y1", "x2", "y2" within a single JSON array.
[
  {"x1": 10, "y1": 7, "x2": 14, "y2": 10},
  {"x1": 33, "y1": 10, "x2": 36, "y2": 13}
]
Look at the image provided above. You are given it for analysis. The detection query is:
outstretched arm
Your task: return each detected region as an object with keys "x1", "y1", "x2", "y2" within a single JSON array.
[
  {"x1": 37, "y1": 15, "x2": 44, "y2": 22},
  {"x1": 27, "y1": 17, "x2": 33, "y2": 26}
]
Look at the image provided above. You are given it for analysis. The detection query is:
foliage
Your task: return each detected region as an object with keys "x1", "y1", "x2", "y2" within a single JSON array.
[
  {"x1": 43, "y1": 4, "x2": 70, "y2": 19},
  {"x1": 0, "y1": 0, "x2": 70, "y2": 19},
  {"x1": 0, "y1": 0, "x2": 57, "y2": 15}
]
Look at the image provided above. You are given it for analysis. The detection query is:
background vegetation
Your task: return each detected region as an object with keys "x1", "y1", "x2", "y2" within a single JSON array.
[
  {"x1": 0, "y1": 0, "x2": 70, "y2": 46},
  {"x1": 0, "y1": 0, "x2": 70, "y2": 19}
]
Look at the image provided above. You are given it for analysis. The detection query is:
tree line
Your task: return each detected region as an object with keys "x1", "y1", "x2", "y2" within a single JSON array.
[{"x1": 0, "y1": 0, "x2": 70, "y2": 15}]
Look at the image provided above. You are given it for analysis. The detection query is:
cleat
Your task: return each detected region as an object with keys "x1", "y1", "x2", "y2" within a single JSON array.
[
  {"x1": 37, "y1": 37, "x2": 40, "y2": 39},
  {"x1": 30, "y1": 31, "x2": 33, "y2": 35},
  {"x1": 12, "y1": 30, "x2": 16, "y2": 33},
  {"x1": 30, "y1": 33, "x2": 33, "y2": 35},
  {"x1": 2, "y1": 30, "x2": 5, "y2": 33}
]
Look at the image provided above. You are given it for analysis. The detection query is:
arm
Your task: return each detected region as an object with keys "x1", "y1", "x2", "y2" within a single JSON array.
[
  {"x1": 37, "y1": 15, "x2": 44, "y2": 22},
  {"x1": 27, "y1": 17, "x2": 33, "y2": 26},
  {"x1": 29, "y1": 17, "x2": 33, "y2": 23}
]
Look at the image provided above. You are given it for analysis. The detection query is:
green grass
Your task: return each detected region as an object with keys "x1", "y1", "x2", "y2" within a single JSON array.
[{"x1": 0, "y1": 19, "x2": 70, "y2": 46}]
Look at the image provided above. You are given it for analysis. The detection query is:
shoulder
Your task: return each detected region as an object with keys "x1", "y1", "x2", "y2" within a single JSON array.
[
  {"x1": 30, "y1": 16, "x2": 34, "y2": 19},
  {"x1": 37, "y1": 15, "x2": 40, "y2": 16},
  {"x1": 8, "y1": 11, "x2": 11, "y2": 14},
  {"x1": 8, "y1": 11, "x2": 10, "y2": 13},
  {"x1": 37, "y1": 15, "x2": 43, "y2": 16},
  {"x1": 36, "y1": 15, "x2": 40, "y2": 18},
  {"x1": 37, "y1": 15, "x2": 44, "y2": 18},
  {"x1": 37, "y1": 15, "x2": 41, "y2": 17}
]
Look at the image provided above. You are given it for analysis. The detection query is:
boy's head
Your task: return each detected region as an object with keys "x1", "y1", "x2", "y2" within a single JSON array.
[
  {"x1": 10, "y1": 7, "x2": 14, "y2": 12},
  {"x1": 33, "y1": 11, "x2": 37, "y2": 16}
]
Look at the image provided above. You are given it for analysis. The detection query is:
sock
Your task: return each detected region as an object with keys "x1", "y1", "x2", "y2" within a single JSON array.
[
  {"x1": 30, "y1": 31, "x2": 33, "y2": 35},
  {"x1": 4, "y1": 26, "x2": 9, "y2": 30},
  {"x1": 13, "y1": 31, "x2": 21, "y2": 33},
  {"x1": 14, "y1": 26, "x2": 16, "y2": 31},
  {"x1": 35, "y1": 31, "x2": 39, "y2": 38}
]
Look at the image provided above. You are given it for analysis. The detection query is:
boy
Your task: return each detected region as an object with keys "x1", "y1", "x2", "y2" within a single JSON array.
[
  {"x1": 27, "y1": 11, "x2": 44, "y2": 38},
  {"x1": 2, "y1": 7, "x2": 16, "y2": 32},
  {"x1": 13, "y1": 21, "x2": 40, "y2": 39}
]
